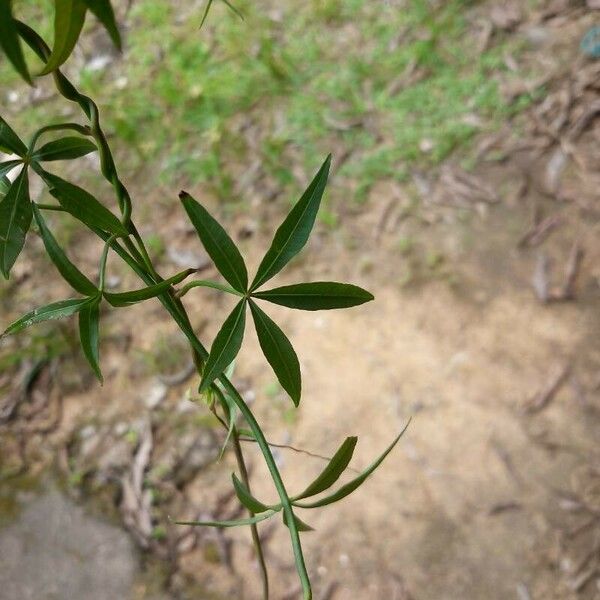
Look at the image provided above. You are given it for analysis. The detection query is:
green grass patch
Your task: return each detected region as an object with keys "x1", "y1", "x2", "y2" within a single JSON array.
[{"x1": 2, "y1": 0, "x2": 533, "y2": 205}]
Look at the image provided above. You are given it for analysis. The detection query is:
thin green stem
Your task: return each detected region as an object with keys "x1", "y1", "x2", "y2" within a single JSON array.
[
  {"x1": 98, "y1": 235, "x2": 116, "y2": 292},
  {"x1": 35, "y1": 203, "x2": 67, "y2": 212},
  {"x1": 232, "y1": 429, "x2": 270, "y2": 600},
  {"x1": 28, "y1": 122, "x2": 91, "y2": 153}
]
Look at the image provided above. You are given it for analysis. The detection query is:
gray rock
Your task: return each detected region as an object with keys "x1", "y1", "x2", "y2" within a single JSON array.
[{"x1": 0, "y1": 487, "x2": 139, "y2": 600}]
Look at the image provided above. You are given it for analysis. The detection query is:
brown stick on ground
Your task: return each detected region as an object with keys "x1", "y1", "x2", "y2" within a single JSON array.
[
  {"x1": 549, "y1": 241, "x2": 584, "y2": 301},
  {"x1": 518, "y1": 215, "x2": 563, "y2": 248},
  {"x1": 523, "y1": 364, "x2": 571, "y2": 413}
]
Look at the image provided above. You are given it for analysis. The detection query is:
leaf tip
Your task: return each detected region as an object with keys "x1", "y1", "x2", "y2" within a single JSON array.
[{"x1": 291, "y1": 391, "x2": 301, "y2": 407}]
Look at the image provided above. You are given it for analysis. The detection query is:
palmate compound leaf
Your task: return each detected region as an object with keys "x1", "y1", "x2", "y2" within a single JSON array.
[
  {"x1": 179, "y1": 191, "x2": 248, "y2": 293},
  {"x1": 78, "y1": 294, "x2": 103, "y2": 382},
  {"x1": 253, "y1": 281, "x2": 374, "y2": 311},
  {"x1": 294, "y1": 437, "x2": 358, "y2": 501},
  {"x1": 199, "y1": 299, "x2": 247, "y2": 393},
  {"x1": 0, "y1": 167, "x2": 32, "y2": 279},
  {"x1": 292, "y1": 420, "x2": 411, "y2": 509},
  {"x1": 33, "y1": 204, "x2": 98, "y2": 296},
  {"x1": 250, "y1": 155, "x2": 331, "y2": 292},
  {"x1": 232, "y1": 473, "x2": 271, "y2": 514},
  {"x1": 44, "y1": 172, "x2": 129, "y2": 237},
  {"x1": 249, "y1": 300, "x2": 301, "y2": 406},
  {"x1": 0, "y1": 1, "x2": 31, "y2": 84},
  {"x1": 1, "y1": 296, "x2": 95, "y2": 338},
  {"x1": 33, "y1": 136, "x2": 97, "y2": 162},
  {"x1": 82, "y1": 0, "x2": 121, "y2": 50},
  {"x1": 40, "y1": 0, "x2": 88, "y2": 75},
  {"x1": 103, "y1": 268, "x2": 196, "y2": 307}
]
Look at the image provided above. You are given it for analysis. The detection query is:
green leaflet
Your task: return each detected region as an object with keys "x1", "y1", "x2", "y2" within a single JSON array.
[
  {"x1": 1, "y1": 297, "x2": 93, "y2": 337},
  {"x1": 249, "y1": 300, "x2": 301, "y2": 406},
  {"x1": 0, "y1": 116, "x2": 28, "y2": 156},
  {"x1": 40, "y1": 0, "x2": 87, "y2": 75},
  {"x1": 0, "y1": 1, "x2": 31, "y2": 84},
  {"x1": 103, "y1": 268, "x2": 195, "y2": 306},
  {"x1": 283, "y1": 512, "x2": 314, "y2": 533},
  {"x1": 253, "y1": 281, "x2": 374, "y2": 311},
  {"x1": 82, "y1": 0, "x2": 121, "y2": 50},
  {"x1": 232, "y1": 473, "x2": 271, "y2": 514},
  {"x1": 0, "y1": 167, "x2": 32, "y2": 279},
  {"x1": 33, "y1": 204, "x2": 97, "y2": 295},
  {"x1": 78, "y1": 295, "x2": 103, "y2": 382},
  {"x1": 293, "y1": 420, "x2": 411, "y2": 509},
  {"x1": 33, "y1": 136, "x2": 97, "y2": 162},
  {"x1": 0, "y1": 160, "x2": 22, "y2": 180},
  {"x1": 199, "y1": 300, "x2": 247, "y2": 393},
  {"x1": 250, "y1": 155, "x2": 331, "y2": 291},
  {"x1": 0, "y1": 176, "x2": 10, "y2": 197},
  {"x1": 44, "y1": 172, "x2": 128, "y2": 236},
  {"x1": 294, "y1": 437, "x2": 358, "y2": 500},
  {"x1": 175, "y1": 510, "x2": 278, "y2": 529},
  {"x1": 180, "y1": 192, "x2": 248, "y2": 293}
]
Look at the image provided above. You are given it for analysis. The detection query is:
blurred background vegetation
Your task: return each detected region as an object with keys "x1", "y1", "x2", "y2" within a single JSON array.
[{"x1": 2, "y1": 0, "x2": 536, "y2": 207}]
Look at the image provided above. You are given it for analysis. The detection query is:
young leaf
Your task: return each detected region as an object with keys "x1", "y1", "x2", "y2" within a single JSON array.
[
  {"x1": 44, "y1": 173, "x2": 129, "y2": 236},
  {"x1": 179, "y1": 191, "x2": 248, "y2": 293},
  {"x1": 1, "y1": 297, "x2": 93, "y2": 337},
  {"x1": 33, "y1": 137, "x2": 97, "y2": 162},
  {"x1": 0, "y1": 116, "x2": 28, "y2": 156},
  {"x1": 293, "y1": 421, "x2": 411, "y2": 509},
  {"x1": 83, "y1": 0, "x2": 121, "y2": 50},
  {"x1": 0, "y1": 2, "x2": 31, "y2": 84},
  {"x1": 249, "y1": 300, "x2": 301, "y2": 406},
  {"x1": 294, "y1": 437, "x2": 358, "y2": 500},
  {"x1": 0, "y1": 167, "x2": 32, "y2": 279},
  {"x1": 78, "y1": 295, "x2": 102, "y2": 382},
  {"x1": 232, "y1": 473, "x2": 271, "y2": 513},
  {"x1": 103, "y1": 268, "x2": 195, "y2": 307},
  {"x1": 253, "y1": 282, "x2": 374, "y2": 311},
  {"x1": 33, "y1": 204, "x2": 97, "y2": 295},
  {"x1": 283, "y1": 512, "x2": 314, "y2": 533},
  {"x1": 199, "y1": 300, "x2": 247, "y2": 393},
  {"x1": 40, "y1": 0, "x2": 87, "y2": 75},
  {"x1": 175, "y1": 510, "x2": 278, "y2": 529},
  {"x1": 0, "y1": 160, "x2": 22, "y2": 180},
  {"x1": 250, "y1": 155, "x2": 331, "y2": 291}
]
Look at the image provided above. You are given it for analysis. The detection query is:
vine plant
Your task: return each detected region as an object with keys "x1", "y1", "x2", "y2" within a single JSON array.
[{"x1": 0, "y1": 2, "x2": 408, "y2": 598}]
